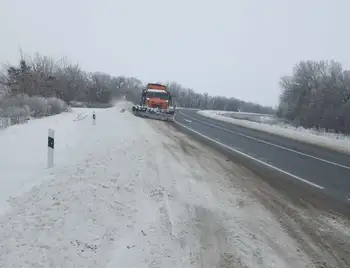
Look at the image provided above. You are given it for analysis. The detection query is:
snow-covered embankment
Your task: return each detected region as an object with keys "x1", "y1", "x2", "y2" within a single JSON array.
[{"x1": 0, "y1": 102, "x2": 334, "y2": 267}]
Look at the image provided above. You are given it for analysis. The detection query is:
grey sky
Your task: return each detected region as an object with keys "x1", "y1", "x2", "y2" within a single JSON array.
[{"x1": 0, "y1": 0, "x2": 349, "y2": 106}]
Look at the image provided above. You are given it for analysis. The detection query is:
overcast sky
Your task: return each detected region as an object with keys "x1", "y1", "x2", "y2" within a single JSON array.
[{"x1": 0, "y1": 0, "x2": 349, "y2": 106}]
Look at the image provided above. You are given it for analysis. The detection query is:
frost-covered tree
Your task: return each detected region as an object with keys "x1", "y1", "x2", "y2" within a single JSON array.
[
  {"x1": 278, "y1": 60, "x2": 350, "y2": 133},
  {"x1": 1, "y1": 50, "x2": 275, "y2": 119}
]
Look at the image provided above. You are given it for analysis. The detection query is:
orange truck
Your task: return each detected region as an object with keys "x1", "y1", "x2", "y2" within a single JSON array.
[
  {"x1": 141, "y1": 83, "x2": 171, "y2": 109},
  {"x1": 132, "y1": 83, "x2": 175, "y2": 121}
]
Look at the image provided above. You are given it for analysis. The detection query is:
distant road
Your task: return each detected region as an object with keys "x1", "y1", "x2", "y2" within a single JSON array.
[{"x1": 175, "y1": 108, "x2": 350, "y2": 204}]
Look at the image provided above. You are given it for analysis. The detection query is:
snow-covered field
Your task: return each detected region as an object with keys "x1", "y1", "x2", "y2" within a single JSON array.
[
  {"x1": 0, "y1": 102, "x2": 347, "y2": 267},
  {"x1": 197, "y1": 110, "x2": 350, "y2": 154}
]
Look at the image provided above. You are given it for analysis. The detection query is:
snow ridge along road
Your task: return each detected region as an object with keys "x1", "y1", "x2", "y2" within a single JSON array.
[
  {"x1": 198, "y1": 109, "x2": 350, "y2": 154},
  {"x1": 0, "y1": 102, "x2": 329, "y2": 267},
  {"x1": 174, "y1": 109, "x2": 350, "y2": 206}
]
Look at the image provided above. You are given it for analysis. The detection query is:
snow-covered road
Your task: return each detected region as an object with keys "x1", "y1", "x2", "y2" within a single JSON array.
[{"x1": 0, "y1": 102, "x2": 347, "y2": 267}]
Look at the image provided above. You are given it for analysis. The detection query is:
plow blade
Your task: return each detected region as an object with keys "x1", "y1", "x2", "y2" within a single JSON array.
[{"x1": 132, "y1": 105, "x2": 175, "y2": 121}]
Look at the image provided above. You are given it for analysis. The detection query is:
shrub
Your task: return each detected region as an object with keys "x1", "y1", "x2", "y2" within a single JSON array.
[{"x1": 0, "y1": 94, "x2": 69, "y2": 118}]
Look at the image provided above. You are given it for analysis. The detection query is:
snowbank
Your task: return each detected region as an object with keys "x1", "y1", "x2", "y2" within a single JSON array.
[
  {"x1": 0, "y1": 108, "x2": 92, "y2": 213},
  {"x1": 218, "y1": 111, "x2": 279, "y2": 124},
  {"x1": 0, "y1": 102, "x2": 312, "y2": 267},
  {"x1": 198, "y1": 110, "x2": 350, "y2": 154}
]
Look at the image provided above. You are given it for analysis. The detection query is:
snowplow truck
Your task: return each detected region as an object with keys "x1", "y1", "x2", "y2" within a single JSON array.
[{"x1": 132, "y1": 83, "x2": 175, "y2": 121}]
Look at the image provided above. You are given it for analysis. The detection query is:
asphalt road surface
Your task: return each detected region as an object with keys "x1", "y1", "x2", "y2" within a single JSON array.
[{"x1": 175, "y1": 109, "x2": 350, "y2": 204}]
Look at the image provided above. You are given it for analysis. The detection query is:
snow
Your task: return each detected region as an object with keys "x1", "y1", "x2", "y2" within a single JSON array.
[
  {"x1": 197, "y1": 110, "x2": 350, "y2": 154},
  {"x1": 146, "y1": 89, "x2": 167, "y2": 93},
  {"x1": 0, "y1": 109, "x2": 92, "y2": 213},
  {"x1": 0, "y1": 102, "x2": 313, "y2": 267}
]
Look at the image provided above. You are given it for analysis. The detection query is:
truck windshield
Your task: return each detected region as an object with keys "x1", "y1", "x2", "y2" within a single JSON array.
[{"x1": 146, "y1": 91, "x2": 169, "y2": 100}]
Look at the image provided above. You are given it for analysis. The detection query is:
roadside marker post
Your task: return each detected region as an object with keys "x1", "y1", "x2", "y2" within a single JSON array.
[
  {"x1": 47, "y1": 129, "x2": 55, "y2": 168},
  {"x1": 92, "y1": 111, "x2": 96, "y2": 125}
]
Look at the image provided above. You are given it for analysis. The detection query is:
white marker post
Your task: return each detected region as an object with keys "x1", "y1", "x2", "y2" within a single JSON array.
[
  {"x1": 47, "y1": 129, "x2": 55, "y2": 168},
  {"x1": 92, "y1": 110, "x2": 96, "y2": 125}
]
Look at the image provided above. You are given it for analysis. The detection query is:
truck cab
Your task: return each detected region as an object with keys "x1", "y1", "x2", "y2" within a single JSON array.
[
  {"x1": 145, "y1": 89, "x2": 170, "y2": 109},
  {"x1": 140, "y1": 83, "x2": 172, "y2": 110}
]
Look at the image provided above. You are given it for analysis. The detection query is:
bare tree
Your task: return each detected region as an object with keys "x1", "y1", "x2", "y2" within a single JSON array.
[
  {"x1": 1, "y1": 50, "x2": 275, "y2": 119},
  {"x1": 278, "y1": 60, "x2": 350, "y2": 133}
]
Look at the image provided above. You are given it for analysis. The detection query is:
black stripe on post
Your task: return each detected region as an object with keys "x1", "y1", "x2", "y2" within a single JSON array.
[{"x1": 48, "y1": 136, "x2": 54, "y2": 149}]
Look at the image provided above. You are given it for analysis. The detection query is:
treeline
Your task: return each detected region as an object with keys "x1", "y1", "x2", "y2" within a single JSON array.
[
  {"x1": 3, "y1": 52, "x2": 348, "y2": 134},
  {"x1": 0, "y1": 51, "x2": 275, "y2": 119},
  {"x1": 0, "y1": 52, "x2": 142, "y2": 106},
  {"x1": 166, "y1": 82, "x2": 275, "y2": 114},
  {"x1": 0, "y1": 52, "x2": 145, "y2": 117},
  {"x1": 277, "y1": 60, "x2": 350, "y2": 134},
  {"x1": 3, "y1": 52, "x2": 349, "y2": 134}
]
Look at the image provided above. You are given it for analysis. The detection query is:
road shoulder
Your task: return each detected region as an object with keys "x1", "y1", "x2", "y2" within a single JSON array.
[{"x1": 158, "y1": 120, "x2": 350, "y2": 268}]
